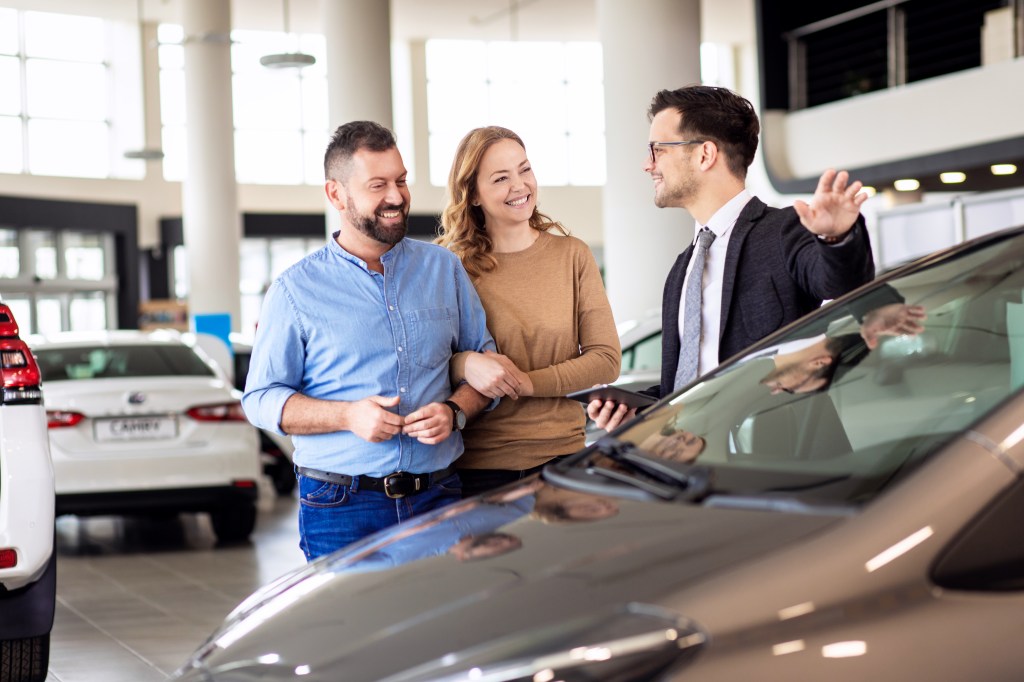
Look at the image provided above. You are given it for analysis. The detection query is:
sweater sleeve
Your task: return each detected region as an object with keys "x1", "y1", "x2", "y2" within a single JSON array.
[{"x1": 528, "y1": 241, "x2": 621, "y2": 397}]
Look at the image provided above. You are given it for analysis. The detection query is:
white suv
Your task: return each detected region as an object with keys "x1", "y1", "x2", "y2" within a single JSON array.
[{"x1": 0, "y1": 304, "x2": 55, "y2": 682}]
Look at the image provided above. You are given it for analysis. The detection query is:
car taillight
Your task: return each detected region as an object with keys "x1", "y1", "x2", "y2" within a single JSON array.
[
  {"x1": 0, "y1": 548, "x2": 17, "y2": 569},
  {"x1": 0, "y1": 337, "x2": 43, "y2": 405},
  {"x1": 47, "y1": 410, "x2": 85, "y2": 429},
  {"x1": 186, "y1": 402, "x2": 247, "y2": 422}
]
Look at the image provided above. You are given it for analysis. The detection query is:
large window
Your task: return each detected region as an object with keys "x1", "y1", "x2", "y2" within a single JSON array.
[
  {"x1": 157, "y1": 24, "x2": 328, "y2": 185},
  {"x1": 0, "y1": 228, "x2": 116, "y2": 334},
  {"x1": 0, "y1": 8, "x2": 143, "y2": 179},
  {"x1": 425, "y1": 40, "x2": 606, "y2": 187}
]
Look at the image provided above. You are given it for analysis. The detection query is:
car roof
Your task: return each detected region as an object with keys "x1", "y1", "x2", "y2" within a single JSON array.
[
  {"x1": 617, "y1": 310, "x2": 662, "y2": 347},
  {"x1": 27, "y1": 329, "x2": 189, "y2": 349}
]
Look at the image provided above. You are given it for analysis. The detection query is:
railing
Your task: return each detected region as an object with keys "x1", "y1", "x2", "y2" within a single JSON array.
[{"x1": 782, "y1": 0, "x2": 1022, "y2": 111}]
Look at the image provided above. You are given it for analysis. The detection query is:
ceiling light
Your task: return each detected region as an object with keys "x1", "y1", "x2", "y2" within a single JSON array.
[
  {"x1": 859, "y1": 186, "x2": 876, "y2": 198},
  {"x1": 123, "y1": 148, "x2": 165, "y2": 160},
  {"x1": 893, "y1": 179, "x2": 920, "y2": 192},
  {"x1": 261, "y1": 0, "x2": 315, "y2": 70},
  {"x1": 939, "y1": 172, "x2": 966, "y2": 184},
  {"x1": 991, "y1": 163, "x2": 1018, "y2": 176},
  {"x1": 260, "y1": 52, "x2": 315, "y2": 69}
]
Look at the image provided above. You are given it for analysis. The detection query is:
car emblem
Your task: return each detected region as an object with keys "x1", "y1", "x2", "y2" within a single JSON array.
[{"x1": 127, "y1": 392, "x2": 147, "y2": 405}]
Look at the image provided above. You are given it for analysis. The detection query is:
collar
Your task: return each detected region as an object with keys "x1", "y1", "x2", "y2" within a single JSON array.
[{"x1": 693, "y1": 189, "x2": 752, "y2": 244}]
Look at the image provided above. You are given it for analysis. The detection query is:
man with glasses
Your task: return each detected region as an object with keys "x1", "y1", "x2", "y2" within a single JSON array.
[{"x1": 589, "y1": 85, "x2": 875, "y2": 431}]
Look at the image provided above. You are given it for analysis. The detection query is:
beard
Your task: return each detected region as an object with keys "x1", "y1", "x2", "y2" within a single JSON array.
[
  {"x1": 346, "y1": 195, "x2": 408, "y2": 246},
  {"x1": 654, "y1": 172, "x2": 699, "y2": 208}
]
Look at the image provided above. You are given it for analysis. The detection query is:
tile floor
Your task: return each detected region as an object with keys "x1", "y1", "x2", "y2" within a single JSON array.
[{"x1": 45, "y1": 485, "x2": 304, "y2": 682}]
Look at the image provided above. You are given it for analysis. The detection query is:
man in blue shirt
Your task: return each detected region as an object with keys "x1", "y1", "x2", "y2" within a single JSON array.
[{"x1": 243, "y1": 121, "x2": 496, "y2": 561}]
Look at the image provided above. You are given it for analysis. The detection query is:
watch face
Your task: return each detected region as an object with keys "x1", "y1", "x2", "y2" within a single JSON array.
[{"x1": 455, "y1": 410, "x2": 467, "y2": 430}]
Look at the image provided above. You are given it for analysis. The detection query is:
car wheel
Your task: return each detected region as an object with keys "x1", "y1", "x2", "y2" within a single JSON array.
[
  {"x1": 209, "y1": 502, "x2": 257, "y2": 545},
  {"x1": 0, "y1": 634, "x2": 50, "y2": 682},
  {"x1": 271, "y1": 460, "x2": 297, "y2": 496}
]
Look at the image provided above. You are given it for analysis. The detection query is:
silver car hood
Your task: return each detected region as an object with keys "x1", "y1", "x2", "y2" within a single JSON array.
[{"x1": 175, "y1": 478, "x2": 840, "y2": 681}]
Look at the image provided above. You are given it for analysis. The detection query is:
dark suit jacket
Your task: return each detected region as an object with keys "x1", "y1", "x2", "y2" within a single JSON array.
[{"x1": 653, "y1": 196, "x2": 875, "y2": 398}]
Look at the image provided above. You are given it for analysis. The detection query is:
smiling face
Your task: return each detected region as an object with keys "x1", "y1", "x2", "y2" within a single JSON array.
[
  {"x1": 333, "y1": 147, "x2": 411, "y2": 246},
  {"x1": 472, "y1": 138, "x2": 538, "y2": 231},
  {"x1": 645, "y1": 108, "x2": 701, "y2": 209}
]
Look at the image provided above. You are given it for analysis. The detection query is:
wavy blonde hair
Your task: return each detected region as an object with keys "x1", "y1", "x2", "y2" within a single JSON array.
[{"x1": 436, "y1": 126, "x2": 567, "y2": 278}]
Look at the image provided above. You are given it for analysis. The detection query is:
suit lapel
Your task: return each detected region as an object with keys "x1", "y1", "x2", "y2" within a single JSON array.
[{"x1": 719, "y1": 197, "x2": 766, "y2": 335}]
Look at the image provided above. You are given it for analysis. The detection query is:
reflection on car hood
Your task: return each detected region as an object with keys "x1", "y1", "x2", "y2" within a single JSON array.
[{"x1": 179, "y1": 477, "x2": 839, "y2": 681}]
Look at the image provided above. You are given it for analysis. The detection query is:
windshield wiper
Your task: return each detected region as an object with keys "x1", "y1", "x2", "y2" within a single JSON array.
[{"x1": 586, "y1": 438, "x2": 713, "y2": 502}]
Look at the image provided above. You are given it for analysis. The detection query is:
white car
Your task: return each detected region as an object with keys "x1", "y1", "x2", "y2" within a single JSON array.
[
  {"x1": 0, "y1": 303, "x2": 56, "y2": 681},
  {"x1": 30, "y1": 330, "x2": 262, "y2": 544}
]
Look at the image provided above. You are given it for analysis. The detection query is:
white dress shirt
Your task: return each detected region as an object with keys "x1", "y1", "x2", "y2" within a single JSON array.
[{"x1": 677, "y1": 189, "x2": 752, "y2": 377}]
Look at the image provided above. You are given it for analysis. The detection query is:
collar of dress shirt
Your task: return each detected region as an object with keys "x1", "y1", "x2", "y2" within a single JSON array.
[{"x1": 691, "y1": 188, "x2": 752, "y2": 245}]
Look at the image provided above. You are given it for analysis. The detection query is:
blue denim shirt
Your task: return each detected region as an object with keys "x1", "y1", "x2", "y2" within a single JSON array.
[{"x1": 242, "y1": 235, "x2": 496, "y2": 476}]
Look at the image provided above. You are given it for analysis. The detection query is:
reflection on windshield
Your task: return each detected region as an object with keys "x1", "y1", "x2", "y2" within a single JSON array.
[{"x1": 605, "y1": 234, "x2": 1024, "y2": 507}]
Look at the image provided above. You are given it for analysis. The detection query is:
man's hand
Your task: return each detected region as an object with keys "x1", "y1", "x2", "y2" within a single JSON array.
[
  {"x1": 793, "y1": 168, "x2": 869, "y2": 240},
  {"x1": 403, "y1": 402, "x2": 453, "y2": 445},
  {"x1": 586, "y1": 398, "x2": 636, "y2": 432},
  {"x1": 347, "y1": 395, "x2": 404, "y2": 442},
  {"x1": 860, "y1": 304, "x2": 927, "y2": 349},
  {"x1": 464, "y1": 351, "x2": 530, "y2": 399}
]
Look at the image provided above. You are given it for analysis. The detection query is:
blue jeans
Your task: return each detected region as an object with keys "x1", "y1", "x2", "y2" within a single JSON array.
[{"x1": 297, "y1": 472, "x2": 462, "y2": 562}]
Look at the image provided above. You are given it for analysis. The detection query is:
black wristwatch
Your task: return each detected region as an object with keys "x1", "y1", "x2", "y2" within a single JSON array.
[{"x1": 444, "y1": 400, "x2": 467, "y2": 431}]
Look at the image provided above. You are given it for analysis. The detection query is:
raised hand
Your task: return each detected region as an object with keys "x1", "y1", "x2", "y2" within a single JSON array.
[
  {"x1": 860, "y1": 304, "x2": 927, "y2": 349},
  {"x1": 793, "y1": 168, "x2": 869, "y2": 240}
]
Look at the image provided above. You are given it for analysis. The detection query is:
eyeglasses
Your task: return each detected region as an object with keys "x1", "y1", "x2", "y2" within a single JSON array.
[{"x1": 647, "y1": 140, "x2": 705, "y2": 165}]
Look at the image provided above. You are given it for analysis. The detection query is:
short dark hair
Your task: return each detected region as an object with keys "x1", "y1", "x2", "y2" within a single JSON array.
[
  {"x1": 648, "y1": 85, "x2": 759, "y2": 179},
  {"x1": 324, "y1": 121, "x2": 397, "y2": 182}
]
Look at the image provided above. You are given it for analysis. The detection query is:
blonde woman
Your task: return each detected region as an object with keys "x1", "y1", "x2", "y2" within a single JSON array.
[{"x1": 437, "y1": 126, "x2": 620, "y2": 498}]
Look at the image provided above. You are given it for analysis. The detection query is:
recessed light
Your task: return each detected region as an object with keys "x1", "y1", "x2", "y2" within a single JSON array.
[
  {"x1": 991, "y1": 164, "x2": 1018, "y2": 176},
  {"x1": 939, "y1": 172, "x2": 966, "y2": 184},
  {"x1": 894, "y1": 179, "x2": 920, "y2": 191}
]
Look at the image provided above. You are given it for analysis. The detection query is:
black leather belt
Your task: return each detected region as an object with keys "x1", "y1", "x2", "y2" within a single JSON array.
[{"x1": 296, "y1": 465, "x2": 456, "y2": 499}]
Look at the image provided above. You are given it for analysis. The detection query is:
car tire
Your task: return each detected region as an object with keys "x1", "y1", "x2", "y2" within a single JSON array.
[
  {"x1": 270, "y1": 461, "x2": 297, "y2": 496},
  {"x1": 209, "y1": 502, "x2": 257, "y2": 545},
  {"x1": 0, "y1": 634, "x2": 50, "y2": 682}
]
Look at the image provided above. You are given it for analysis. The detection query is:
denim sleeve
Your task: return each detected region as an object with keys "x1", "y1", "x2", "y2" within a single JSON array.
[
  {"x1": 241, "y1": 280, "x2": 305, "y2": 435},
  {"x1": 451, "y1": 260, "x2": 500, "y2": 411},
  {"x1": 453, "y1": 260, "x2": 497, "y2": 355}
]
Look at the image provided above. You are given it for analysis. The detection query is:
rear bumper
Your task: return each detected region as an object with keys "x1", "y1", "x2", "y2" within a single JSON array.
[{"x1": 56, "y1": 484, "x2": 258, "y2": 517}]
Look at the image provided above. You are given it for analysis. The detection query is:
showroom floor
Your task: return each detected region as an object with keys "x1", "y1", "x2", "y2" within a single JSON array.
[{"x1": 46, "y1": 484, "x2": 305, "y2": 682}]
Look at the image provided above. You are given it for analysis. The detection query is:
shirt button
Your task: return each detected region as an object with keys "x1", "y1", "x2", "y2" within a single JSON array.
[
  {"x1": 400, "y1": 387, "x2": 407, "y2": 393},
  {"x1": 397, "y1": 346, "x2": 403, "y2": 352},
  {"x1": 389, "y1": 305, "x2": 394, "y2": 310}
]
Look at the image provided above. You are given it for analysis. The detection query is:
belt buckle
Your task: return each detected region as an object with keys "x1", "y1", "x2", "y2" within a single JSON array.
[{"x1": 383, "y1": 471, "x2": 419, "y2": 499}]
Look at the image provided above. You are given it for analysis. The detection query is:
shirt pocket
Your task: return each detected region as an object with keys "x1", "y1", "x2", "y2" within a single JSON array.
[{"x1": 407, "y1": 306, "x2": 455, "y2": 369}]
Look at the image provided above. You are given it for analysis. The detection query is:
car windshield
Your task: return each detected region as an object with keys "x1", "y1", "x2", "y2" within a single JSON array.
[
  {"x1": 566, "y1": 229, "x2": 1024, "y2": 508},
  {"x1": 34, "y1": 344, "x2": 216, "y2": 381}
]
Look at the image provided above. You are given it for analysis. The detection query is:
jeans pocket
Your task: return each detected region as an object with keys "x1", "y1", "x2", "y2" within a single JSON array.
[
  {"x1": 299, "y1": 479, "x2": 350, "y2": 508},
  {"x1": 434, "y1": 472, "x2": 464, "y2": 497}
]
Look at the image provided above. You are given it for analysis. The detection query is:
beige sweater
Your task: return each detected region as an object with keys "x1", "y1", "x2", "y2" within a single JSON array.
[{"x1": 458, "y1": 231, "x2": 620, "y2": 470}]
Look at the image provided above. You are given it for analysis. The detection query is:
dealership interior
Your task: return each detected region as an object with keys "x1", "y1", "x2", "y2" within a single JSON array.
[{"x1": 2, "y1": 0, "x2": 1024, "y2": 680}]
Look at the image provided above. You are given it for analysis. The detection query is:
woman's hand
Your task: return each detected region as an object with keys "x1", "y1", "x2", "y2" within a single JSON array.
[{"x1": 464, "y1": 351, "x2": 530, "y2": 399}]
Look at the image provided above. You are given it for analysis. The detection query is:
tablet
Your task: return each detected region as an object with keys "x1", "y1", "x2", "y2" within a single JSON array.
[{"x1": 566, "y1": 384, "x2": 657, "y2": 409}]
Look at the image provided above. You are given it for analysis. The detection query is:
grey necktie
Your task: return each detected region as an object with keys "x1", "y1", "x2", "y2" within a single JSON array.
[{"x1": 674, "y1": 228, "x2": 716, "y2": 391}]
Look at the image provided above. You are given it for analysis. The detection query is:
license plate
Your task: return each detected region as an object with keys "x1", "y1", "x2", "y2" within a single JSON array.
[{"x1": 94, "y1": 416, "x2": 178, "y2": 442}]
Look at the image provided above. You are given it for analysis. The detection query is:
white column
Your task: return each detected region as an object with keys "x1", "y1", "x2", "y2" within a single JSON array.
[
  {"x1": 321, "y1": 0, "x2": 393, "y2": 127},
  {"x1": 320, "y1": 0, "x2": 394, "y2": 236},
  {"x1": 598, "y1": 0, "x2": 701, "y2": 323},
  {"x1": 181, "y1": 0, "x2": 241, "y2": 345}
]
